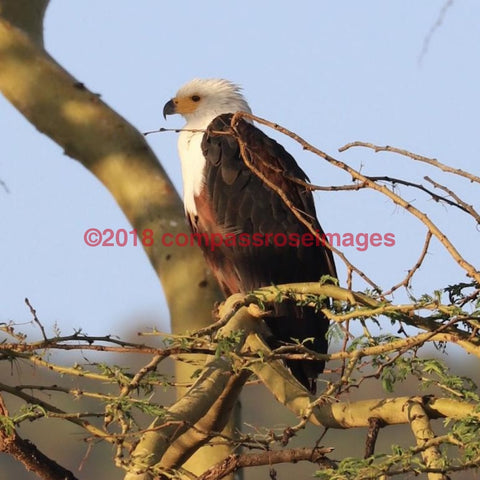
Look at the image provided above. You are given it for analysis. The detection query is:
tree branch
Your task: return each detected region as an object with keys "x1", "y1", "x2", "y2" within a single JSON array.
[
  {"x1": 364, "y1": 417, "x2": 384, "y2": 458},
  {"x1": 123, "y1": 307, "x2": 261, "y2": 479},
  {"x1": 0, "y1": 6, "x2": 221, "y2": 332},
  {"x1": 231, "y1": 114, "x2": 480, "y2": 284},
  {"x1": 425, "y1": 175, "x2": 480, "y2": 224},
  {"x1": 340, "y1": 141, "x2": 480, "y2": 185},
  {"x1": 0, "y1": 3, "x2": 231, "y2": 475},
  {"x1": 0, "y1": 0, "x2": 48, "y2": 47},
  {"x1": 407, "y1": 399, "x2": 448, "y2": 480},
  {"x1": 197, "y1": 447, "x2": 335, "y2": 480},
  {"x1": 0, "y1": 393, "x2": 78, "y2": 480}
]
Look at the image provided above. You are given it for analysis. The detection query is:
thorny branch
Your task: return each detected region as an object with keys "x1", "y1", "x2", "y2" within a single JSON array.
[
  {"x1": 230, "y1": 114, "x2": 380, "y2": 292},
  {"x1": 340, "y1": 140, "x2": 480, "y2": 185},
  {"x1": 231, "y1": 112, "x2": 480, "y2": 286},
  {"x1": 1, "y1": 115, "x2": 479, "y2": 478},
  {"x1": 154, "y1": 114, "x2": 479, "y2": 294},
  {"x1": 382, "y1": 231, "x2": 433, "y2": 296},
  {"x1": 292, "y1": 174, "x2": 472, "y2": 215},
  {"x1": 425, "y1": 175, "x2": 480, "y2": 224},
  {"x1": 0, "y1": 394, "x2": 78, "y2": 480},
  {"x1": 1, "y1": 282, "x2": 479, "y2": 479},
  {"x1": 25, "y1": 297, "x2": 47, "y2": 341}
]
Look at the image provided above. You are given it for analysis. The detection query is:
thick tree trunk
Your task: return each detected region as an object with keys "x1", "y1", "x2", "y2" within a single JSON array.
[{"x1": 0, "y1": 1, "x2": 231, "y2": 477}]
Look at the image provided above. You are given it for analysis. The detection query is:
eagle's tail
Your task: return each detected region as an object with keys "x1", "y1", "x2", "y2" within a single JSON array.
[{"x1": 264, "y1": 301, "x2": 328, "y2": 394}]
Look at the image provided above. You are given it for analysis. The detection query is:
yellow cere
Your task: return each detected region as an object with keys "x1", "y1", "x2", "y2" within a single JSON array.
[{"x1": 172, "y1": 95, "x2": 201, "y2": 115}]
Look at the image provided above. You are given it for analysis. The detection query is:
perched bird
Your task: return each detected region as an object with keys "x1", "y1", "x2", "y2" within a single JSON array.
[{"x1": 163, "y1": 78, "x2": 336, "y2": 393}]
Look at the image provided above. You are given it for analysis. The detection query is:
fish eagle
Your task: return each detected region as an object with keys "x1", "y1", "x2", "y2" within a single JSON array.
[{"x1": 163, "y1": 78, "x2": 336, "y2": 393}]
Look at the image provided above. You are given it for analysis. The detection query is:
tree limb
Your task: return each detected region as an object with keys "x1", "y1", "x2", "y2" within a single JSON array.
[
  {"x1": 0, "y1": 2, "x2": 230, "y2": 476},
  {"x1": 123, "y1": 307, "x2": 261, "y2": 479},
  {"x1": 197, "y1": 447, "x2": 335, "y2": 480},
  {"x1": 340, "y1": 141, "x2": 480, "y2": 185},
  {"x1": 0, "y1": 4, "x2": 221, "y2": 332},
  {"x1": 407, "y1": 399, "x2": 448, "y2": 480},
  {"x1": 232, "y1": 113, "x2": 480, "y2": 284},
  {"x1": 0, "y1": 393, "x2": 78, "y2": 480},
  {"x1": 123, "y1": 358, "x2": 242, "y2": 480}
]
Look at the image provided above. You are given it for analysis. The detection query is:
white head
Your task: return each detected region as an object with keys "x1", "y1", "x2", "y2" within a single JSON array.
[
  {"x1": 164, "y1": 79, "x2": 252, "y2": 214},
  {"x1": 163, "y1": 78, "x2": 252, "y2": 127}
]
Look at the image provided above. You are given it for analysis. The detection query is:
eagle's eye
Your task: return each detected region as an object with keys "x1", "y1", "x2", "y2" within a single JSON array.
[{"x1": 191, "y1": 95, "x2": 201, "y2": 102}]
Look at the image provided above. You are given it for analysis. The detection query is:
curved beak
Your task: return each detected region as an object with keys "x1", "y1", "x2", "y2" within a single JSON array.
[{"x1": 163, "y1": 99, "x2": 176, "y2": 119}]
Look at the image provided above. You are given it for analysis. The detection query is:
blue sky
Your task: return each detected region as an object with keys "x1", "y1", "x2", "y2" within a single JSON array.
[{"x1": 1, "y1": 1, "x2": 478, "y2": 339}]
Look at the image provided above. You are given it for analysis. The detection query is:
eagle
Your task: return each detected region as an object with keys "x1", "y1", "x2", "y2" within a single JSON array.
[{"x1": 163, "y1": 78, "x2": 336, "y2": 393}]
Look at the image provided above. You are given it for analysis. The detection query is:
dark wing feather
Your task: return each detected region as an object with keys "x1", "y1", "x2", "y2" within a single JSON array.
[{"x1": 195, "y1": 114, "x2": 336, "y2": 393}]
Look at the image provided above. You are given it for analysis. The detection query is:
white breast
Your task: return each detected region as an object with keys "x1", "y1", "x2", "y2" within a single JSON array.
[{"x1": 178, "y1": 129, "x2": 206, "y2": 215}]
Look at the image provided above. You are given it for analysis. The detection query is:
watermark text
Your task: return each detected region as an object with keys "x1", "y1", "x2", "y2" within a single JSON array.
[{"x1": 83, "y1": 228, "x2": 395, "y2": 251}]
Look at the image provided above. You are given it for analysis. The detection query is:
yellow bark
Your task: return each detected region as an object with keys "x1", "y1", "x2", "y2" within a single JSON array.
[{"x1": 0, "y1": 1, "x2": 228, "y2": 477}]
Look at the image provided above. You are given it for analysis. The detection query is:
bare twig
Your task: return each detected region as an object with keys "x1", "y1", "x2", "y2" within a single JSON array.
[
  {"x1": 305, "y1": 175, "x2": 470, "y2": 214},
  {"x1": 143, "y1": 127, "x2": 205, "y2": 136},
  {"x1": 230, "y1": 112, "x2": 381, "y2": 292},
  {"x1": 340, "y1": 141, "x2": 480, "y2": 185},
  {"x1": 383, "y1": 231, "x2": 433, "y2": 296},
  {"x1": 367, "y1": 176, "x2": 470, "y2": 213},
  {"x1": 25, "y1": 298, "x2": 47, "y2": 341},
  {"x1": 231, "y1": 117, "x2": 479, "y2": 283},
  {"x1": 425, "y1": 175, "x2": 480, "y2": 224}
]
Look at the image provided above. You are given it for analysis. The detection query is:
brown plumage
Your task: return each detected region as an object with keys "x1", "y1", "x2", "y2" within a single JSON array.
[
  {"x1": 164, "y1": 79, "x2": 336, "y2": 393},
  {"x1": 191, "y1": 115, "x2": 336, "y2": 393}
]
